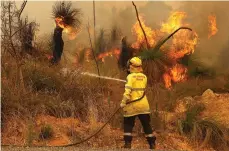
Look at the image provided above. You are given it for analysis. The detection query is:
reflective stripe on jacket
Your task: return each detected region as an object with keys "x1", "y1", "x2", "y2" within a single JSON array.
[{"x1": 121, "y1": 72, "x2": 150, "y2": 117}]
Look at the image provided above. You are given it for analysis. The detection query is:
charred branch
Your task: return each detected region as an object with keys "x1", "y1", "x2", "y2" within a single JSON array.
[
  {"x1": 132, "y1": 1, "x2": 150, "y2": 49},
  {"x1": 18, "y1": 0, "x2": 27, "y2": 18},
  {"x1": 87, "y1": 21, "x2": 101, "y2": 79}
]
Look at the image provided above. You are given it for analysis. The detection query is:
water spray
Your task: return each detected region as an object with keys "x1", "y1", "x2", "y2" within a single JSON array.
[{"x1": 81, "y1": 72, "x2": 126, "y2": 83}]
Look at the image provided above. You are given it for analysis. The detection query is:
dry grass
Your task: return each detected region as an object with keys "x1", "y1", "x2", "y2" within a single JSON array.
[
  {"x1": 177, "y1": 103, "x2": 229, "y2": 151},
  {"x1": 2, "y1": 31, "x2": 229, "y2": 150}
]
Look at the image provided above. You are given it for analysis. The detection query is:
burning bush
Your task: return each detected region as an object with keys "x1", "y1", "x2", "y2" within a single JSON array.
[
  {"x1": 51, "y1": 1, "x2": 82, "y2": 64},
  {"x1": 131, "y1": 12, "x2": 197, "y2": 88},
  {"x1": 98, "y1": 11, "x2": 199, "y2": 88}
]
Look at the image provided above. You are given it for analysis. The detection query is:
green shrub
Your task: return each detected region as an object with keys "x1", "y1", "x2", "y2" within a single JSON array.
[{"x1": 39, "y1": 124, "x2": 54, "y2": 140}]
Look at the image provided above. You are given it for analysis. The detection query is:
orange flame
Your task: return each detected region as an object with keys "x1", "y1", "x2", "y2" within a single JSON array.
[
  {"x1": 45, "y1": 54, "x2": 53, "y2": 60},
  {"x1": 97, "y1": 48, "x2": 121, "y2": 62},
  {"x1": 130, "y1": 11, "x2": 198, "y2": 89},
  {"x1": 163, "y1": 73, "x2": 172, "y2": 89},
  {"x1": 131, "y1": 15, "x2": 156, "y2": 49},
  {"x1": 170, "y1": 64, "x2": 188, "y2": 82},
  {"x1": 55, "y1": 16, "x2": 66, "y2": 29},
  {"x1": 161, "y1": 12, "x2": 188, "y2": 33},
  {"x1": 163, "y1": 64, "x2": 188, "y2": 89},
  {"x1": 95, "y1": 11, "x2": 198, "y2": 89},
  {"x1": 55, "y1": 16, "x2": 79, "y2": 40},
  {"x1": 161, "y1": 12, "x2": 198, "y2": 59},
  {"x1": 160, "y1": 12, "x2": 197, "y2": 88},
  {"x1": 208, "y1": 14, "x2": 218, "y2": 39}
]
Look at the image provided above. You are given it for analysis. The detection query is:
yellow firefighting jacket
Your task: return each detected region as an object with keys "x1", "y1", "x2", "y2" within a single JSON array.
[{"x1": 121, "y1": 72, "x2": 151, "y2": 117}]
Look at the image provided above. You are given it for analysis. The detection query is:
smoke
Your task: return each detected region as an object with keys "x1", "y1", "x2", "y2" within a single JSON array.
[
  {"x1": 20, "y1": 1, "x2": 229, "y2": 70},
  {"x1": 176, "y1": 2, "x2": 229, "y2": 69},
  {"x1": 63, "y1": 1, "x2": 174, "y2": 60},
  {"x1": 67, "y1": 1, "x2": 173, "y2": 49},
  {"x1": 62, "y1": 1, "x2": 229, "y2": 71}
]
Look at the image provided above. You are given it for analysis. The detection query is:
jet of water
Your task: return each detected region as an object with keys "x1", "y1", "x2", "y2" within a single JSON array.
[{"x1": 81, "y1": 72, "x2": 126, "y2": 83}]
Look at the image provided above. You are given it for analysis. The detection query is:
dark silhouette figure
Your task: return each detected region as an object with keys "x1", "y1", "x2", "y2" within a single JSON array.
[{"x1": 51, "y1": 26, "x2": 64, "y2": 64}]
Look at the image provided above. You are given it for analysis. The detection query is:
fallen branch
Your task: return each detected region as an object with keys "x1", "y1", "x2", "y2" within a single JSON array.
[{"x1": 132, "y1": 1, "x2": 150, "y2": 49}]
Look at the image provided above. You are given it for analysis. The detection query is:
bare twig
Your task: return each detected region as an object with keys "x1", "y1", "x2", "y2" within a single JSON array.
[
  {"x1": 10, "y1": 22, "x2": 32, "y2": 38},
  {"x1": 93, "y1": 1, "x2": 96, "y2": 47},
  {"x1": 18, "y1": 0, "x2": 27, "y2": 18},
  {"x1": 8, "y1": 2, "x2": 12, "y2": 36},
  {"x1": 87, "y1": 20, "x2": 101, "y2": 81},
  {"x1": 132, "y1": 1, "x2": 150, "y2": 49}
]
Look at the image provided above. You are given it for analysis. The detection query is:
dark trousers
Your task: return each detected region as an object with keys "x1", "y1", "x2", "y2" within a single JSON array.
[
  {"x1": 124, "y1": 114, "x2": 153, "y2": 135},
  {"x1": 123, "y1": 114, "x2": 156, "y2": 149}
]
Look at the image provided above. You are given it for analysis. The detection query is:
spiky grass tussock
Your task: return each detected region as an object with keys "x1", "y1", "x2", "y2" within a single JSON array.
[
  {"x1": 183, "y1": 54, "x2": 217, "y2": 78},
  {"x1": 52, "y1": 1, "x2": 82, "y2": 28},
  {"x1": 39, "y1": 124, "x2": 54, "y2": 140},
  {"x1": 178, "y1": 103, "x2": 229, "y2": 150},
  {"x1": 134, "y1": 27, "x2": 192, "y2": 85},
  {"x1": 188, "y1": 66, "x2": 216, "y2": 78},
  {"x1": 138, "y1": 48, "x2": 172, "y2": 85},
  {"x1": 95, "y1": 28, "x2": 107, "y2": 54},
  {"x1": 95, "y1": 25, "x2": 122, "y2": 55},
  {"x1": 110, "y1": 25, "x2": 122, "y2": 45},
  {"x1": 180, "y1": 103, "x2": 206, "y2": 133}
]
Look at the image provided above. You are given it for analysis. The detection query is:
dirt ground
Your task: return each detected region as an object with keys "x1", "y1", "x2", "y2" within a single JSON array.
[{"x1": 1, "y1": 146, "x2": 182, "y2": 151}]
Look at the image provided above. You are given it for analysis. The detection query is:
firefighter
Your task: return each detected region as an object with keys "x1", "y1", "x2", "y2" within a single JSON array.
[{"x1": 120, "y1": 57, "x2": 156, "y2": 149}]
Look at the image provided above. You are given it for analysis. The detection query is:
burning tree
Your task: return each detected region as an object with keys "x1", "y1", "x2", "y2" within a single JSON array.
[
  {"x1": 120, "y1": 9, "x2": 198, "y2": 88},
  {"x1": 51, "y1": 1, "x2": 81, "y2": 64}
]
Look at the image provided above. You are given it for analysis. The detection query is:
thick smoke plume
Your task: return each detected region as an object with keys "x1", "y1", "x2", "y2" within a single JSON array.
[
  {"x1": 73, "y1": 1, "x2": 229, "y2": 71},
  {"x1": 177, "y1": 2, "x2": 229, "y2": 70},
  {"x1": 24, "y1": 1, "x2": 229, "y2": 70}
]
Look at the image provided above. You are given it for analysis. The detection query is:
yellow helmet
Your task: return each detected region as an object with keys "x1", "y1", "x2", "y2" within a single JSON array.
[{"x1": 129, "y1": 57, "x2": 142, "y2": 67}]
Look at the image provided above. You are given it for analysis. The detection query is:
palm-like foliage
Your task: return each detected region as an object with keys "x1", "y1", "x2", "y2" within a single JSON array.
[
  {"x1": 52, "y1": 1, "x2": 82, "y2": 28},
  {"x1": 180, "y1": 54, "x2": 217, "y2": 78},
  {"x1": 138, "y1": 48, "x2": 171, "y2": 84},
  {"x1": 136, "y1": 27, "x2": 192, "y2": 85},
  {"x1": 95, "y1": 28, "x2": 106, "y2": 54},
  {"x1": 51, "y1": 1, "x2": 82, "y2": 64},
  {"x1": 110, "y1": 25, "x2": 121, "y2": 46}
]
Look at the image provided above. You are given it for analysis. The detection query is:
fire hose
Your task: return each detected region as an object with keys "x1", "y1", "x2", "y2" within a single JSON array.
[
  {"x1": 2, "y1": 26, "x2": 194, "y2": 148},
  {"x1": 2, "y1": 93, "x2": 145, "y2": 148}
]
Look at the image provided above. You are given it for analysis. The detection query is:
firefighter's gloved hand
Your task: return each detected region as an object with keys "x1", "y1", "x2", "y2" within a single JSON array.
[{"x1": 120, "y1": 102, "x2": 126, "y2": 108}]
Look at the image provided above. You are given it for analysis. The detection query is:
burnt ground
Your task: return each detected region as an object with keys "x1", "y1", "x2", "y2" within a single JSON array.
[{"x1": 1, "y1": 146, "x2": 180, "y2": 151}]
